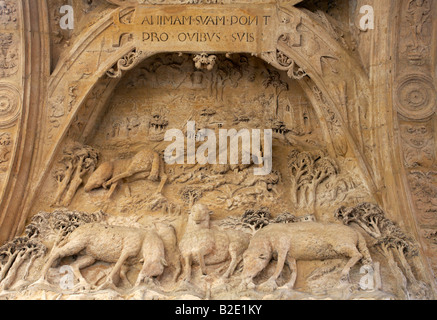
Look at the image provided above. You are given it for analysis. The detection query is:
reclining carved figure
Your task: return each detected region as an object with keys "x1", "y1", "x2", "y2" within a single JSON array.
[
  {"x1": 179, "y1": 204, "x2": 251, "y2": 282},
  {"x1": 240, "y1": 222, "x2": 373, "y2": 291},
  {"x1": 35, "y1": 223, "x2": 168, "y2": 290},
  {"x1": 84, "y1": 148, "x2": 167, "y2": 199}
]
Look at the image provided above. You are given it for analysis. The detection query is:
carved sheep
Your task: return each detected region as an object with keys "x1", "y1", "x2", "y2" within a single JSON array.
[
  {"x1": 179, "y1": 204, "x2": 250, "y2": 282},
  {"x1": 36, "y1": 223, "x2": 169, "y2": 289},
  {"x1": 240, "y1": 222, "x2": 373, "y2": 291},
  {"x1": 84, "y1": 148, "x2": 167, "y2": 199}
]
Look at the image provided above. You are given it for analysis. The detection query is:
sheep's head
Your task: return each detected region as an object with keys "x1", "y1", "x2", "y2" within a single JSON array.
[{"x1": 189, "y1": 203, "x2": 213, "y2": 227}]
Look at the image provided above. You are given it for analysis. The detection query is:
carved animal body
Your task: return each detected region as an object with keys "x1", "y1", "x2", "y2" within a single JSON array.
[
  {"x1": 179, "y1": 204, "x2": 250, "y2": 282},
  {"x1": 155, "y1": 223, "x2": 182, "y2": 282},
  {"x1": 38, "y1": 223, "x2": 168, "y2": 288},
  {"x1": 84, "y1": 148, "x2": 167, "y2": 198},
  {"x1": 241, "y1": 222, "x2": 372, "y2": 290}
]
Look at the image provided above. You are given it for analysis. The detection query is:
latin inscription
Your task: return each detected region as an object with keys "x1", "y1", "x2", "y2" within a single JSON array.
[{"x1": 112, "y1": 5, "x2": 278, "y2": 52}]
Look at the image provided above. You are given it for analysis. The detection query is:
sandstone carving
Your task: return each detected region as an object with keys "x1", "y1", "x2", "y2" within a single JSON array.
[
  {"x1": 179, "y1": 204, "x2": 250, "y2": 282},
  {"x1": 0, "y1": 84, "x2": 20, "y2": 128},
  {"x1": 0, "y1": 0, "x2": 435, "y2": 302},
  {"x1": 36, "y1": 223, "x2": 168, "y2": 290},
  {"x1": 336, "y1": 203, "x2": 430, "y2": 299},
  {"x1": 53, "y1": 143, "x2": 100, "y2": 207},
  {"x1": 0, "y1": 132, "x2": 11, "y2": 167},
  {"x1": 406, "y1": 0, "x2": 431, "y2": 63},
  {"x1": 240, "y1": 221, "x2": 373, "y2": 292},
  {"x1": 84, "y1": 147, "x2": 167, "y2": 199},
  {"x1": 0, "y1": 32, "x2": 18, "y2": 78}
]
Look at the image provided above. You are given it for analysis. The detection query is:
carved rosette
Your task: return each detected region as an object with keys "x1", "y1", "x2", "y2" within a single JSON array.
[
  {"x1": 396, "y1": 75, "x2": 436, "y2": 120},
  {"x1": 0, "y1": 84, "x2": 20, "y2": 128}
]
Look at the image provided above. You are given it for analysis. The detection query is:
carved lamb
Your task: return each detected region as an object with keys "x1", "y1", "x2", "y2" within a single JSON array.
[{"x1": 179, "y1": 203, "x2": 250, "y2": 282}]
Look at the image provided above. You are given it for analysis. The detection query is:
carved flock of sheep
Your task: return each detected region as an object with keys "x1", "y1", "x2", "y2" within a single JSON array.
[{"x1": 6, "y1": 203, "x2": 379, "y2": 294}]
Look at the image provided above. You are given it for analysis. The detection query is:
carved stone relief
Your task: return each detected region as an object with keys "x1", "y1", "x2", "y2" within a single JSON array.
[
  {"x1": 396, "y1": 75, "x2": 436, "y2": 121},
  {"x1": 405, "y1": 0, "x2": 432, "y2": 66},
  {"x1": 0, "y1": 84, "x2": 20, "y2": 128},
  {"x1": 0, "y1": 131, "x2": 11, "y2": 170},
  {"x1": 0, "y1": 32, "x2": 18, "y2": 78},
  {"x1": 0, "y1": 201, "x2": 427, "y2": 300},
  {"x1": 0, "y1": 1, "x2": 18, "y2": 27},
  {"x1": 0, "y1": 0, "x2": 435, "y2": 302},
  {"x1": 393, "y1": 0, "x2": 437, "y2": 286}
]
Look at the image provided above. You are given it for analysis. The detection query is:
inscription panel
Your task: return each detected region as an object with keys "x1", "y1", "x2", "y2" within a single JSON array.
[{"x1": 112, "y1": 5, "x2": 279, "y2": 53}]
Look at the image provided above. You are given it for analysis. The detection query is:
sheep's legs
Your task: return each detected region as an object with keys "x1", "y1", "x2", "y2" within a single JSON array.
[
  {"x1": 279, "y1": 256, "x2": 297, "y2": 290},
  {"x1": 98, "y1": 252, "x2": 130, "y2": 289},
  {"x1": 222, "y1": 250, "x2": 242, "y2": 279},
  {"x1": 198, "y1": 252, "x2": 207, "y2": 276},
  {"x1": 340, "y1": 248, "x2": 363, "y2": 282},
  {"x1": 259, "y1": 248, "x2": 288, "y2": 292},
  {"x1": 182, "y1": 255, "x2": 192, "y2": 283},
  {"x1": 71, "y1": 255, "x2": 95, "y2": 291}
]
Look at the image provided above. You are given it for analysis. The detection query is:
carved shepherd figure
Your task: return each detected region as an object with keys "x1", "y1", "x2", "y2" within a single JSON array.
[
  {"x1": 84, "y1": 148, "x2": 167, "y2": 199},
  {"x1": 240, "y1": 222, "x2": 373, "y2": 291},
  {"x1": 35, "y1": 223, "x2": 169, "y2": 290},
  {"x1": 179, "y1": 204, "x2": 251, "y2": 282}
]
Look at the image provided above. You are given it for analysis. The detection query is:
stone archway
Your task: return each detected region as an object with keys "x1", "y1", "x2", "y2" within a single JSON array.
[
  {"x1": 0, "y1": 0, "x2": 434, "y2": 300},
  {"x1": 8, "y1": 3, "x2": 384, "y2": 233}
]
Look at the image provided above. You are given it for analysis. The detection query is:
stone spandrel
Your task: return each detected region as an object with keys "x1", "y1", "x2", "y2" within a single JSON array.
[{"x1": 111, "y1": 5, "x2": 279, "y2": 53}]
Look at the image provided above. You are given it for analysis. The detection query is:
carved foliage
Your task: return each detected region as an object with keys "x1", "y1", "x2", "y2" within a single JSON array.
[
  {"x1": 52, "y1": 143, "x2": 100, "y2": 207},
  {"x1": 0, "y1": 1, "x2": 17, "y2": 27},
  {"x1": 400, "y1": 120, "x2": 435, "y2": 168},
  {"x1": 0, "y1": 131, "x2": 11, "y2": 170},
  {"x1": 107, "y1": 49, "x2": 146, "y2": 79},
  {"x1": 287, "y1": 149, "x2": 338, "y2": 210},
  {"x1": 336, "y1": 203, "x2": 430, "y2": 299}
]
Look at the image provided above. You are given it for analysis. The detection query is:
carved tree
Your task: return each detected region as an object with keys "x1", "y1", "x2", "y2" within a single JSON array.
[
  {"x1": 62, "y1": 145, "x2": 99, "y2": 206},
  {"x1": 288, "y1": 150, "x2": 338, "y2": 210},
  {"x1": 310, "y1": 157, "x2": 338, "y2": 209},
  {"x1": 179, "y1": 186, "x2": 203, "y2": 206},
  {"x1": 288, "y1": 150, "x2": 313, "y2": 206},
  {"x1": 335, "y1": 203, "x2": 430, "y2": 299},
  {"x1": 242, "y1": 207, "x2": 272, "y2": 230},
  {"x1": 0, "y1": 238, "x2": 46, "y2": 290},
  {"x1": 212, "y1": 57, "x2": 243, "y2": 101},
  {"x1": 262, "y1": 69, "x2": 289, "y2": 117},
  {"x1": 52, "y1": 143, "x2": 99, "y2": 207}
]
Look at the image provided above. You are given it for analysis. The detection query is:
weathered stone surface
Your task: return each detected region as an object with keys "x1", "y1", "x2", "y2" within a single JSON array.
[{"x1": 0, "y1": 0, "x2": 435, "y2": 301}]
